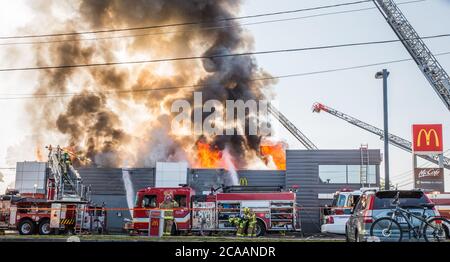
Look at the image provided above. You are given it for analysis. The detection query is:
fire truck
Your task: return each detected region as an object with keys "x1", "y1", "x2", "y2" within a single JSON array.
[
  {"x1": 427, "y1": 193, "x2": 450, "y2": 221},
  {"x1": 125, "y1": 185, "x2": 301, "y2": 237},
  {"x1": 0, "y1": 146, "x2": 106, "y2": 235}
]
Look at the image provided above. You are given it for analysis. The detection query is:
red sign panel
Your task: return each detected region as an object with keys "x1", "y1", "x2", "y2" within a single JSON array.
[{"x1": 412, "y1": 124, "x2": 443, "y2": 154}]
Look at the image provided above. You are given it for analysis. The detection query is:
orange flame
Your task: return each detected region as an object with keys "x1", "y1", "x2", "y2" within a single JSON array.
[
  {"x1": 62, "y1": 145, "x2": 92, "y2": 166},
  {"x1": 195, "y1": 141, "x2": 222, "y2": 168},
  {"x1": 35, "y1": 147, "x2": 44, "y2": 161},
  {"x1": 260, "y1": 142, "x2": 286, "y2": 170},
  {"x1": 63, "y1": 146, "x2": 77, "y2": 160}
]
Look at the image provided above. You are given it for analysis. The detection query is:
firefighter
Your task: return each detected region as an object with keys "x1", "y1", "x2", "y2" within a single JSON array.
[
  {"x1": 63, "y1": 151, "x2": 72, "y2": 165},
  {"x1": 246, "y1": 210, "x2": 257, "y2": 237},
  {"x1": 228, "y1": 216, "x2": 244, "y2": 237},
  {"x1": 242, "y1": 207, "x2": 257, "y2": 237},
  {"x1": 59, "y1": 150, "x2": 72, "y2": 177},
  {"x1": 159, "y1": 192, "x2": 179, "y2": 236}
]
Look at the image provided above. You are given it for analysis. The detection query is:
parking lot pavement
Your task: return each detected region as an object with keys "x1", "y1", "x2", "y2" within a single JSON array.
[
  {"x1": 0, "y1": 233, "x2": 346, "y2": 242},
  {"x1": 302, "y1": 233, "x2": 346, "y2": 241}
]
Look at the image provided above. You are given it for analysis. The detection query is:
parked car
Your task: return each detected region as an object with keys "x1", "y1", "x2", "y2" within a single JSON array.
[
  {"x1": 321, "y1": 189, "x2": 362, "y2": 234},
  {"x1": 345, "y1": 190, "x2": 446, "y2": 242}
]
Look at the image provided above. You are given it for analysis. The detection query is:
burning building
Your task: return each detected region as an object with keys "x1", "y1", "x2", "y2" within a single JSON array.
[{"x1": 77, "y1": 149, "x2": 381, "y2": 233}]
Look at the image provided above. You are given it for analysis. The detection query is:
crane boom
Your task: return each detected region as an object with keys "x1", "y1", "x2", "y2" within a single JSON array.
[
  {"x1": 268, "y1": 103, "x2": 318, "y2": 150},
  {"x1": 373, "y1": 0, "x2": 450, "y2": 111},
  {"x1": 312, "y1": 102, "x2": 450, "y2": 169}
]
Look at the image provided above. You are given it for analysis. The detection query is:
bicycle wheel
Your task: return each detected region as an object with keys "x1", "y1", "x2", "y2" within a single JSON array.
[
  {"x1": 370, "y1": 217, "x2": 403, "y2": 242},
  {"x1": 423, "y1": 217, "x2": 448, "y2": 242}
]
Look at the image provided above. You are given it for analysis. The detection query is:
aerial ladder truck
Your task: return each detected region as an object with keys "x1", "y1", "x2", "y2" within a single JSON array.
[
  {"x1": 0, "y1": 146, "x2": 106, "y2": 235},
  {"x1": 373, "y1": 0, "x2": 450, "y2": 112},
  {"x1": 312, "y1": 102, "x2": 450, "y2": 170}
]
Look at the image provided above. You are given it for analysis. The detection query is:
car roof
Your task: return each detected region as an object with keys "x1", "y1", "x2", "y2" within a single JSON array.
[{"x1": 375, "y1": 190, "x2": 424, "y2": 198}]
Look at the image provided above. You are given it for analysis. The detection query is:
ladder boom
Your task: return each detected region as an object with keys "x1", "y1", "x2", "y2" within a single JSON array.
[
  {"x1": 373, "y1": 0, "x2": 450, "y2": 111},
  {"x1": 268, "y1": 103, "x2": 318, "y2": 150}
]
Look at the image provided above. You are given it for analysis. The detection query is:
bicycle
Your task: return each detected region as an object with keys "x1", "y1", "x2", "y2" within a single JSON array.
[{"x1": 370, "y1": 192, "x2": 449, "y2": 242}]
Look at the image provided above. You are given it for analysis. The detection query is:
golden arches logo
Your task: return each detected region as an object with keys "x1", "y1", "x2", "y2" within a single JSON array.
[
  {"x1": 417, "y1": 129, "x2": 440, "y2": 147},
  {"x1": 239, "y1": 177, "x2": 248, "y2": 186}
]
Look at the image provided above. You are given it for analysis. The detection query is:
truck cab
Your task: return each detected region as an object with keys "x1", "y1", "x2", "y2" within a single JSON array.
[
  {"x1": 321, "y1": 188, "x2": 368, "y2": 234},
  {"x1": 130, "y1": 186, "x2": 195, "y2": 233}
]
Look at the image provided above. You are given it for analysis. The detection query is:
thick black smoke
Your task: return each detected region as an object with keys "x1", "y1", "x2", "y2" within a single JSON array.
[{"x1": 27, "y1": 0, "x2": 275, "y2": 168}]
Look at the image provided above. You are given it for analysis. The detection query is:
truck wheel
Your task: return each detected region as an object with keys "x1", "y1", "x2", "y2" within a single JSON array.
[
  {"x1": 18, "y1": 219, "x2": 35, "y2": 235},
  {"x1": 38, "y1": 219, "x2": 52, "y2": 235},
  {"x1": 255, "y1": 220, "x2": 266, "y2": 237}
]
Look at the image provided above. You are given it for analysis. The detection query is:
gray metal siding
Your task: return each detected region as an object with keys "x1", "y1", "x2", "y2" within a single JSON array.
[
  {"x1": 127, "y1": 168, "x2": 155, "y2": 192},
  {"x1": 286, "y1": 149, "x2": 381, "y2": 233},
  {"x1": 188, "y1": 169, "x2": 286, "y2": 194},
  {"x1": 79, "y1": 168, "x2": 124, "y2": 195},
  {"x1": 237, "y1": 170, "x2": 285, "y2": 188},
  {"x1": 79, "y1": 168, "x2": 155, "y2": 232},
  {"x1": 90, "y1": 195, "x2": 130, "y2": 233}
]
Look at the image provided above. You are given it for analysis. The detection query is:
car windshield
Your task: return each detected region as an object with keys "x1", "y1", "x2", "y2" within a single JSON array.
[
  {"x1": 373, "y1": 191, "x2": 428, "y2": 209},
  {"x1": 337, "y1": 194, "x2": 347, "y2": 207}
]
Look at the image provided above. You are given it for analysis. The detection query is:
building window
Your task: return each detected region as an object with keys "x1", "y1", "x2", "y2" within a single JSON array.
[
  {"x1": 367, "y1": 165, "x2": 376, "y2": 184},
  {"x1": 319, "y1": 165, "x2": 347, "y2": 184},
  {"x1": 319, "y1": 165, "x2": 377, "y2": 184},
  {"x1": 348, "y1": 165, "x2": 377, "y2": 184}
]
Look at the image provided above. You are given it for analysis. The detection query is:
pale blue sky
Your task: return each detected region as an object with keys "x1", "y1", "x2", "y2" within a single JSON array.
[
  {"x1": 243, "y1": 0, "x2": 450, "y2": 190},
  {"x1": 0, "y1": 0, "x2": 449, "y2": 192}
]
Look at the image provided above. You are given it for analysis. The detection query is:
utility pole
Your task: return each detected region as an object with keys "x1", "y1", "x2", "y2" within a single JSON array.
[{"x1": 376, "y1": 69, "x2": 390, "y2": 190}]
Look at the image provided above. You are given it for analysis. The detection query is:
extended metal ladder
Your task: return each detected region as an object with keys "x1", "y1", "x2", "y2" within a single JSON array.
[
  {"x1": 373, "y1": 0, "x2": 450, "y2": 111},
  {"x1": 360, "y1": 144, "x2": 370, "y2": 186},
  {"x1": 268, "y1": 103, "x2": 318, "y2": 150},
  {"x1": 47, "y1": 146, "x2": 90, "y2": 201},
  {"x1": 74, "y1": 204, "x2": 86, "y2": 235}
]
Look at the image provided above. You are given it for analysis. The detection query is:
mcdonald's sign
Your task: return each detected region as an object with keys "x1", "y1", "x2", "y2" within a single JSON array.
[
  {"x1": 239, "y1": 177, "x2": 248, "y2": 186},
  {"x1": 412, "y1": 124, "x2": 443, "y2": 153},
  {"x1": 414, "y1": 168, "x2": 445, "y2": 192}
]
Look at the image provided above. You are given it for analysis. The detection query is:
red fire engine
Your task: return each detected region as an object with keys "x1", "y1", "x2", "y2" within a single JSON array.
[
  {"x1": 427, "y1": 193, "x2": 450, "y2": 220},
  {"x1": 125, "y1": 186, "x2": 301, "y2": 236},
  {"x1": 0, "y1": 146, "x2": 106, "y2": 235}
]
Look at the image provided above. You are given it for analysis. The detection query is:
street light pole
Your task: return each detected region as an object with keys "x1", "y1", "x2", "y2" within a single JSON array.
[{"x1": 376, "y1": 69, "x2": 390, "y2": 190}]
